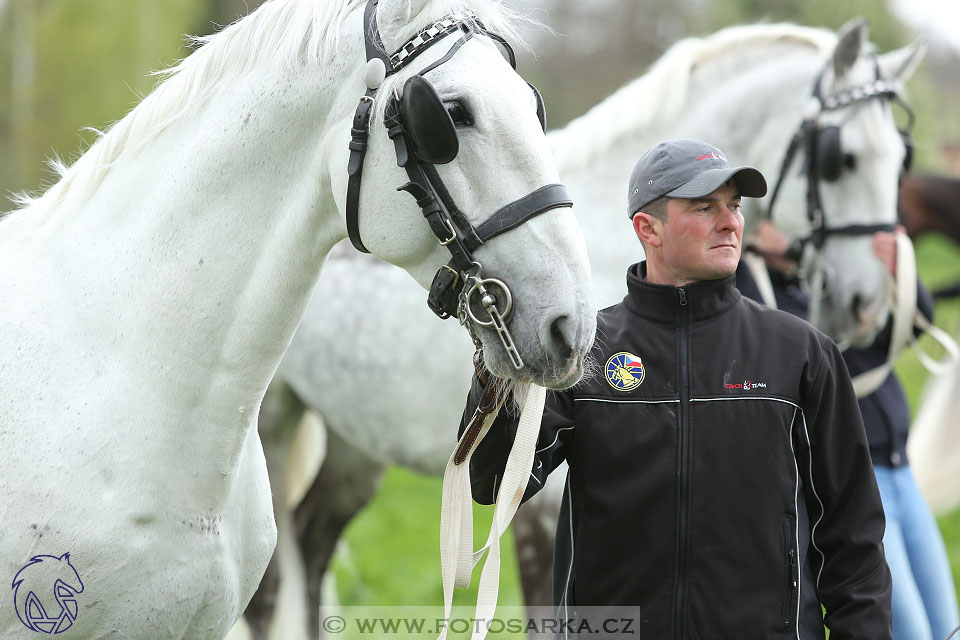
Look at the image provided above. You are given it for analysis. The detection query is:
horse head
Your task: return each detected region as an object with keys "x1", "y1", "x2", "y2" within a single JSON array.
[
  {"x1": 773, "y1": 19, "x2": 925, "y2": 347},
  {"x1": 336, "y1": 0, "x2": 596, "y2": 389}
]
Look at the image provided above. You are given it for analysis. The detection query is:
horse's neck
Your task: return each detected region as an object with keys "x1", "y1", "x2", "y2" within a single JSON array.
[
  {"x1": 8, "y1": 58, "x2": 357, "y2": 478},
  {"x1": 552, "y1": 45, "x2": 819, "y2": 308}
]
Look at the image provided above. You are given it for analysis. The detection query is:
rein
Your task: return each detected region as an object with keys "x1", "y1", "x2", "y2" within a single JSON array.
[
  {"x1": 745, "y1": 235, "x2": 959, "y2": 397},
  {"x1": 346, "y1": 0, "x2": 572, "y2": 370}
]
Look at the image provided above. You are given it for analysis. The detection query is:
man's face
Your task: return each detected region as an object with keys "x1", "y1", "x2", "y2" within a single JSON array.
[{"x1": 654, "y1": 183, "x2": 743, "y2": 285}]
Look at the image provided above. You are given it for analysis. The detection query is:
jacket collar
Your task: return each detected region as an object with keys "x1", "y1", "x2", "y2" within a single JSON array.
[{"x1": 622, "y1": 261, "x2": 742, "y2": 324}]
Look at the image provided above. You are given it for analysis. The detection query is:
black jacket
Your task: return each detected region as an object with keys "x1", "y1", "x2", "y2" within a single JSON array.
[
  {"x1": 460, "y1": 262, "x2": 892, "y2": 639},
  {"x1": 735, "y1": 264, "x2": 935, "y2": 468}
]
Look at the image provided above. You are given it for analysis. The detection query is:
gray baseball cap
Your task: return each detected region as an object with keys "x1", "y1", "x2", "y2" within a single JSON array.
[{"x1": 627, "y1": 139, "x2": 767, "y2": 217}]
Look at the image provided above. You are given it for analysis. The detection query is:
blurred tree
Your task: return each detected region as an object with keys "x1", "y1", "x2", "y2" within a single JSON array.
[
  {"x1": 199, "y1": 0, "x2": 267, "y2": 36},
  {"x1": 693, "y1": 0, "x2": 908, "y2": 51},
  {"x1": 518, "y1": 0, "x2": 956, "y2": 175},
  {"x1": 0, "y1": 0, "x2": 202, "y2": 211},
  {"x1": 519, "y1": 0, "x2": 696, "y2": 127}
]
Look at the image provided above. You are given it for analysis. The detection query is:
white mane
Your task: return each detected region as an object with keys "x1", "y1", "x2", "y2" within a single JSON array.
[
  {"x1": 0, "y1": 0, "x2": 532, "y2": 235},
  {"x1": 550, "y1": 23, "x2": 837, "y2": 172}
]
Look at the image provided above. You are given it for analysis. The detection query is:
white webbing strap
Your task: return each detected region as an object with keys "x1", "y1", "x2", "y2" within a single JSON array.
[
  {"x1": 851, "y1": 233, "x2": 960, "y2": 396},
  {"x1": 912, "y1": 310, "x2": 960, "y2": 375},
  {"x1": 437, "y1": 383, "x2": 546, "y2": 640},
  {"x1": 851, "y1": 232, "x2": 917, "y2": 397},
  {"x1": 743, "y1": 252, "x2": 778, "y2": 309}
]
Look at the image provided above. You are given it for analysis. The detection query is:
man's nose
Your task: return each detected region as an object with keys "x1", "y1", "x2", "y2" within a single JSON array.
[{"x1": 717, "y1": 205, "x2": 740, "y2": 231}]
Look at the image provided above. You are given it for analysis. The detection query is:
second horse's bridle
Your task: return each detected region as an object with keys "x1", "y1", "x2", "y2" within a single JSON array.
[
  {"x1": 762, "y1": 57, "x2": 914, "y2": 322},
  {"x1": 345, "y1": 0, "x2": 571, "y2": 369}
]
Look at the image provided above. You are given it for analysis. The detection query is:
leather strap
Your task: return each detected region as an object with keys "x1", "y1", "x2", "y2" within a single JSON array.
[
  {"x1": 363, "y1": 0, "x2": 390, "y2": 69},
  {"x1": 346, "y1": 94, "x2": 376, "y2": 253},
  {"x1": 454, "y1": 374, "x2": 505, "y2": 465},
  {"x1": 427, "y1": 264, "x2": 461, "y2": 319},
  {"x1": 473, "y1": 184, "x2": 573, "y2": 246},
  {"x1": 818, "y1": 223, "x2": 896, "y2": 237}
]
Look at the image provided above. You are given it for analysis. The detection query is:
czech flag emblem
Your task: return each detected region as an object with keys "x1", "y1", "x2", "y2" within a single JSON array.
[{"x1": 605, "y1": 351, "x2": 645, "y2": 391}]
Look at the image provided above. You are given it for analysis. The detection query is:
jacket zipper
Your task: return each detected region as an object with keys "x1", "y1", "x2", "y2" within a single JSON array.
[
  {"x1": 673, "y1": 287, "x2": 690, "y2": 639},
  {"x1": 781, "y1": 515, "x2": 798, "y2": 630}
]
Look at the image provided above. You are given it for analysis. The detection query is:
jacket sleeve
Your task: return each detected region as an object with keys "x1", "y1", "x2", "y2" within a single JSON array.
[
  {"x1": 800, "y1": 338, "x2": 893, "y2": 639},
  {"x1": 457, "y1": 374, "x2": 575, "y2": 505}
]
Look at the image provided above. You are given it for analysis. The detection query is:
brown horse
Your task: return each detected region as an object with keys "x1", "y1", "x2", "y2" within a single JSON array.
[
  {"x1": 899, "y1": 173, "x2": 960, "y2": 244},
  {"x1": 899, "y1": 173, "x2": 960, "y2": 298}
]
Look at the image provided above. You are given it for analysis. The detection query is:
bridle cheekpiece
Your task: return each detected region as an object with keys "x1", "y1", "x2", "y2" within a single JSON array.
[{"x1": 344, "y1": 0, "x2": 570, "y2": 370}]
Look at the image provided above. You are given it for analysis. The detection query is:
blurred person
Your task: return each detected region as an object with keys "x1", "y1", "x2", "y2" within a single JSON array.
[
  {"x1": 459, "y1": 139, "x2": 892, "y2": 638},
  {"x1": 737, "y1": 219, "x2": 960, "y2": 640}
]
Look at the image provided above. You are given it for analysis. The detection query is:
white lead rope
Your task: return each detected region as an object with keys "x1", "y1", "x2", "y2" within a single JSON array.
[
  {"x1": 851, "y1": 232, "x2": 918, "y2": 397},
  {"x1": 438, "y1": 382, "x2": 546, "y2": 640},
  {"x1": 852, "y1": 233, "x2": 960, "y2": 397},
  {"x1": 747, "y1": 235, "x2": 958, "y2": 397}
]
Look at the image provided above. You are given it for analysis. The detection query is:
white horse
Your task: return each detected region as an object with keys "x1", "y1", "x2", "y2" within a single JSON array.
[
  {"x1": 908, "y1": 347, "x2": 960, "y2": 515},
  {"x1": 0, "y1": 0, "x2": 598, "y2": 637},
  {"x1": 239, "y1": 18, "x2": 927, "y2": 639}
]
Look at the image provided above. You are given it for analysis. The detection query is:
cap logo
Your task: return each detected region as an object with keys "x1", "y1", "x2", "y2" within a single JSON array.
[{"x1": 695, "y1": 151, "x2": 725, "y2": 162}]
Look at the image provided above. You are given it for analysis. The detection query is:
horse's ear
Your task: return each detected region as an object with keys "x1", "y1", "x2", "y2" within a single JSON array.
[
  {"x1": 832, "y1": 17, "x2": 869, "y2": 78},
  {"x1": 876, "y1": 38, "x2": 927, "y2": 83},
  {"x1": 377, "y1": 0, "x2": 432, "y2": 47}
]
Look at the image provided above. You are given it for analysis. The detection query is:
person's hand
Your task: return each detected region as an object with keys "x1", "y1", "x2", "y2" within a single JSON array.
[
  {"x1": 748, "y1": 220, "x2": 795, "y2": 275},
  {"x1": 872, "y1": 225, "x2": 906, "y2": 275},
  {"x1": 751, "y1": 220, "x2": 791, "y2": 256}
]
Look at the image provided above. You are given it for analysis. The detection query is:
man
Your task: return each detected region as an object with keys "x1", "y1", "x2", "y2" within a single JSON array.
[
  {"x1": 460, "y1": 139, "x2": 892, "y2": 638},
  {"x1": 737, "y1": 221, "x2": 959, "y2": 640}
]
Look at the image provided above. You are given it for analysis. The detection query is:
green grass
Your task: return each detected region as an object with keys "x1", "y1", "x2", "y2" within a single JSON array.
[
  {"x1": 330, "y1": 467, "x2": 524, "y2": 607},
  {"x1": 330, "y1": 233, "x2": 960, "y2": 629}
]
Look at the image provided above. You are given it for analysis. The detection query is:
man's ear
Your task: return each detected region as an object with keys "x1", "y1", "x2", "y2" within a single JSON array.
[{"x1": 633, "y1": 212, "x2": 663, "y2": 248}]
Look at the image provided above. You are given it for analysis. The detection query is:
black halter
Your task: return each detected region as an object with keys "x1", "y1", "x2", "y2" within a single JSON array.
[
  {"x1": 344, "y1": 0, "x2": 569, "y2": 369},
  {"x1": 765, "y1": 58, "x2": 914, "y2": 256}
]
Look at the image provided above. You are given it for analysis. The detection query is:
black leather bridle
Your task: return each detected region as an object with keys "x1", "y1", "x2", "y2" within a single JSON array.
[
  {"x1": 759, "y1": 57, "x2": 915, "y2": 321},
  {"x1": 765, "y1": 58, "x2": 914, "y2": 255},
  {"x1": 345, "y1": 0, "x2": 571, "y2": 369}
]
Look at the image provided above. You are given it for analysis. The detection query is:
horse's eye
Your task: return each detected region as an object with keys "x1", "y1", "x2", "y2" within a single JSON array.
[
  {"x1": 446, "y1": 102, "x2": 473, "y2": 127},
  {"x1": 843, "y1": 153, "x2": 857, "y2": 171}
]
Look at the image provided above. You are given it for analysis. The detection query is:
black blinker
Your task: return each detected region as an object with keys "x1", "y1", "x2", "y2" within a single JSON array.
[
  {"x1": 900, "y1": 129, "x2": 914, "y2": 176},
  {"x1": 401, "y1": 75, "x2": 459, "y2": 165},
  {"x1": 817, "y1": 125, "x2": 843, "y2": 182}
]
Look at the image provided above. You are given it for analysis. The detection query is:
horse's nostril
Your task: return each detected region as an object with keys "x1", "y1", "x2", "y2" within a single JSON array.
[
  {"x1": 546, "y1": 314, "x2": 575, "y2": 359},
  {"x1": 851, "y1": 293, "x2": 864, "y2": 317}
]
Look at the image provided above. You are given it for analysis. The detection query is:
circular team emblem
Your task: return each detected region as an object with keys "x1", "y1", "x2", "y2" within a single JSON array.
[
  {"x1": 12, "y1": 553, "x2": 84, "y2": 634},
  {"x1": 605, "y1": 351, "x2": 645, "y2": 391}
]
